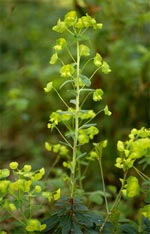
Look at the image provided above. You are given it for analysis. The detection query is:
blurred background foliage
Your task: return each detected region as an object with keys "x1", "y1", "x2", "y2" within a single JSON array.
[{"x1": 0, "y1": 0, "x2": 150, "y2": 209}]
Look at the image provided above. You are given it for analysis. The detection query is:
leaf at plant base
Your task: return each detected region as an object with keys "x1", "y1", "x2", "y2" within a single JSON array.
[
  {"x1": 72, "y1": 221, "x2": 83, "y2": 234},
  {"x1": 119, "y1": 223, "x2": 137, "y2": 234},
  {"x1": 141, "y1": 216, "x2": 150, "y2": 233},
  {"x1": 61, "y1": 214, "x2": 72, "y2": 234}
]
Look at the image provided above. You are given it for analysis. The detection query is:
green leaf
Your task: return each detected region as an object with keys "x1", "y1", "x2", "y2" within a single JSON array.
[
  {"x1": 72, "y1": 222, "x2": 83, "y2": 234},
  {"x1": 80, "y1": 74, "x2": 91, "y2": 87},
  {"x1": 89, "y1": 191, "x2": 103, "y2": 205},
  {"x1": 79, "y1": 44, "x2": 90, "y2": 57},
  {"x1": 119, "y1": 223, "x2": 137, "y2": 234},
  {"x1": 77, "y1": 152, "x2": 87, "y2": 160}
]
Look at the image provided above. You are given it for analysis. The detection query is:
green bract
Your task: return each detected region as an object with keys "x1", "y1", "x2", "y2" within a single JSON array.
[
  {"x1": 26, "y1": 219, "x2": 46, "y2": 232},
  {"x1": 64, "y1": 11, "x2": 77, "y2": 26},
  {"x1": 60, "y1": 64, "x2": 75, "y2": 77},
  {"x1": 52, "y1": 11, "x2": 103, "y2": 34},
  {"x1": 101, "y1": 61, "x2": 111, "y2": 74},
  {"x1": 49, "y1": 53, "x2": 58, "y2": 64},
  {"x1": 116, "y1": 127, "x2": 150, "y2": 171},
  {"x1": 93, "y1": 89, "x2": 104, "y2": 101},
  {"x1": 9, "y1": 162, "x2": 18, "y2": 170},
  {"x1": 104, "y1": 105, "x2": 112, "y2": 116},
  {"x1": 44, "y1": 82, "x2": 53, "y2": 93},
  {"x1": 0, "y1": 169, "x2": 10, "y2": 179},
  {"x1": 52, "y1": 19, "x2": 66, "y2": 33},
  {"x1": 79, "y1": 44, "x2": 90, "y2": 57},
  {"x1": 94, "y1": 53, "x2": 102, "y2": 67},
  {"x1": 53, "y1": 38, "x2": 67, "y2": 51},
  {"x1": 126, "y1": 176, "x2": 140, "y2": 198}
]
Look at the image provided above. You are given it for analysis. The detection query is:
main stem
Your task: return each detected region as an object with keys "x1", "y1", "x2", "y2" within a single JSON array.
[{"x1": 70, "y1": 39, "x2": 80, "y2": 198}]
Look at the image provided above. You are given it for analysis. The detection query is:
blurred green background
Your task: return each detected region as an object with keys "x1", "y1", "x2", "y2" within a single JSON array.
[{"x1": 0, "y1": 0, "x2": 149, "y2": 194}]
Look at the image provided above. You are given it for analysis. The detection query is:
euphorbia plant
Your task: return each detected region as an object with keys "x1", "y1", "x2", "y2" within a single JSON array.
[
  {"x1": 1, "y1": 10, "x2": 150, "y2": 234},
  {"x1": 43, "y1": 10, "x2": 113, "y2": 233},
  {"x1": 43, "y1": 11, "x2": 150, "y2": 234},
  {"x1": 44, "y1": 10, "x2": 111, "y2": 199}
]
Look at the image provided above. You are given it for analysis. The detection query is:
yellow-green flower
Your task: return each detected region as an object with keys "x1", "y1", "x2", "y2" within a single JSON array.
[
  {"x1": 9, "y1": 162, "x2": 18, "y2": 170},
  {"x1": 94, "y1": 53, "x2": 102, "y2": 67},
  {"x1": 26, "y1": 219, "x2": 46, "y2": 232},
  {"x1": 60, "y1": 64, "x2": 75, "y2": 77}
]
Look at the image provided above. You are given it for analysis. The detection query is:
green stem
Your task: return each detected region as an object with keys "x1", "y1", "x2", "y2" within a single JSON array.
[
  {"x1": 66, "y1": 46, "x2": 76, "y2": 63},
  {"x1": 79, "y1": 108, "x2": 104, "y2": 130},
  {"x1": 70, "y1": 39, "x2": 80, "y2": 198},
  {"x1": 98, "y1": 159, "x2": 109, "y2": 215},
  {"x1": 133, "y1": 166, "x2": 150, "y2": 181},
  {"x1": 28, "y1": 195, "x2": 32, "y2": 219},
  {"x1": 90, "y1": 66, "x2": 101, "y2": 80},
  {"x1": 54, "y1": 87, "x2": 70, "y2": 109},
  {"x1": 7, "y1": 210, "x2": 25, "y2": 226},
  {"x1": 99, "y1": 170, "x2": 128, "y2": 233},
  {"x1": 55, "y1": 126, "x2": 73, "y2": 149}
]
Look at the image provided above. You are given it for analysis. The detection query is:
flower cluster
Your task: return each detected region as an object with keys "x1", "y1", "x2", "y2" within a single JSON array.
[
  {"x1": 0, "y1": 162, "x2": 61, "y2": 233},
  {"x1": 52, "y1": 11, "x2": 102, "y2": 33},
  {"x1": 115, "y1": 127, "x2": 150, "y2": 171}
]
